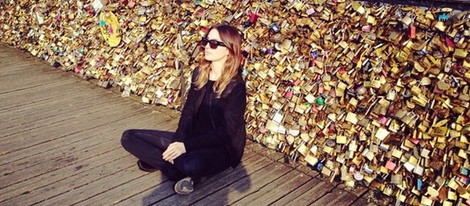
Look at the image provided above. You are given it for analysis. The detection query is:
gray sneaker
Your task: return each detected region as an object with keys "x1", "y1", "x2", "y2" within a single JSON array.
[{"x1": 174, "y1": 177, "x2": 194, "y2": 195}]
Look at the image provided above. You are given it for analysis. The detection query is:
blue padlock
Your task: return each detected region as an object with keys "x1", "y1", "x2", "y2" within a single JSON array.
[{"x1": 417, "y1": 178, "x2": 423, "y2": 191}]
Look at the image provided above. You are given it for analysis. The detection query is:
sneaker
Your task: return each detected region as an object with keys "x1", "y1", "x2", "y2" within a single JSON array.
[
  {"x1": 174, "y1": 177, "x2": 194, "y2": 195},
  {"x1": 137, "y1": 160, "x2": 159, "y2": 172}
]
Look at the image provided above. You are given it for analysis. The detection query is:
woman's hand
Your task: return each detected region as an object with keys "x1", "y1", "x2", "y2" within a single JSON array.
[{"x1": 162, "y1": 142, "x2": 186, "y2": 164}]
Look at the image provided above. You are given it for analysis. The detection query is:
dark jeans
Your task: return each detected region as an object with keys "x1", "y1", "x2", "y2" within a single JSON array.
[{"x1": 121, "y1": 129, "x2": 231, "y2": 181}]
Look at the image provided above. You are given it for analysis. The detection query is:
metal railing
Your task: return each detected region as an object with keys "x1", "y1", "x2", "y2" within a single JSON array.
[{"x1": 360, "y1": 0, "x2": 470, "y2": 10}]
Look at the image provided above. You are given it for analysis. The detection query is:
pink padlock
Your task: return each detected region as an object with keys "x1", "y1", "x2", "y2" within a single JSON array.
[
  {"x1": 378, "y1": 116, "x2": 388, "y2": 125},
  {"x1": 74, "y1": 65, "x2": 83, "y2": 73},
  {"x1": 385, "y1": 160, "x2": 396, "y2": 170},
  {"x1": 318, "y1": 85, "x2": 324, "y2": 94},
  {"x1": 128, "y1": 1, "x2": 136, "y2": 8},
  {"x1": 329, "y1": 89, "x2": 336, "y2": 97},
  {"x1": 310, "y1": 106, "x2": 319, "y2": 113},
  {"x1": 293, "y1": 78, "x2": 301, "y2": 86},
  {"x1": 362, "y1": 25, "x2": 371, "y2": 32},
  {"x1": 249, "y1": 12, "x2": 260, "y2": 23},
  {"x1": 285, "y1": 88, "x2": 293, "y2": 100},
  {"x1": 108, "y1": 25, "x2": 114, "y2": 34}
]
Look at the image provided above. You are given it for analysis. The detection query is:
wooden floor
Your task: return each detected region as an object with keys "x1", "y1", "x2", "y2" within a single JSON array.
[{"x1": 0, "y1": 44, "x2": 387, "y2": 206}]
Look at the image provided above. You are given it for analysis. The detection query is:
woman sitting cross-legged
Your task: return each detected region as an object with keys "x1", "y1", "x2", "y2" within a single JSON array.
[{"x1": 121, "y1": 24, "x2": 247, "y2": 195}]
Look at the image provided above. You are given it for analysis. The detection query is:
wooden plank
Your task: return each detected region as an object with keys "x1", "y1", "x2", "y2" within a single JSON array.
[
  {"x1": 0, "y1": 148, "x2": 131, "y2": 203},
  {"x1": 0, "y1": 68, "x2": 62, "y2": 86},
  {"x1": 0, "y1": 88, "x2": 99, "y2": 116},
  {"x1": 232, "y1": 169, "x2": 312, "y2": 206},
  {"x1": 1, "y1": 95, "x2": 124, "y2": 133},
  {"x1": 0, "y1": 47, "x2": 47, "y2": 66},
  {"x1": 0, "y1": 112, "x2": 158, "y2": 175},
  {"x1": 0, "y1": 62, "x2": 58, "y2": 77},
  {"x1": 0, "y1": 71, "x2": 77, "y2": 94},
  {"x1": 270, "y1": 178, "x2": 323, "y2": 206},
  {"x1": 310, "y1": 187, "x2": 359, "y2": 206},
  {"x1": 35, "y1": 164, "x2": 146, "y2": 206},
  {"x1": 118, "y1": 150, "x2": 260, "y2": 206},
  {"x1": 2, "y1": 152, "x2": 138, "y2": 206},
  {"x1": 0, "y1": 134, "x2": 126, "y2": 189},
  {"x1": 1, "y1": 105, "x2": 160, "y2": 154},
  {"x1": 0, "y1": 111, "x2": 171, "y2": 167},
  {"x1": 79, "y1": 150, "x2": 259, "y2": 206},
  {"x1": 0, "y1": 81, "x2": 99, "y2": 113},
  {"x1": 0, "y1": 107, "x2": 155, "y2": 187},
  {"x1": 1, "y1": 93, "x2": 124, "y2": 134},
  {"x1": 149, "y1": 152, "x2": 271, "y2": 206},
  {"x1": 0, "y1": 74, "x2": 76, "y2": 96},
  {"x1": 0, "y1": 101, "x2": 142, "y2": 154},
  {"x1": 0, "y1": 56, "x2": 43, "y2": 66},
  {"x1": 0, "y1": 62, "x2": 46, "y2": 72},
  {"x1": 272, "y1": 177, "x2": 336, "y2": 206},
  {"x1": 0, "y1": 91, "x2": 119, "y2": 132},
  {"x1": 0, "y1": 113, "x2": 160, "y2": 199},
  {"x1": 0, "y1": 117, "x2": 178, "y2": 203},
  {"x1": 191, "y1": 161, "x2": 293, "y2": 206},
  {"x1": 0, "y1": 67, "x2": 66, "y2": 84},
  {"x1": 75, "y1": 173, "x2": 168, "y2": 206},
  {"x1": 0, "y1": 100, "x2": 145, "y2": 154}
]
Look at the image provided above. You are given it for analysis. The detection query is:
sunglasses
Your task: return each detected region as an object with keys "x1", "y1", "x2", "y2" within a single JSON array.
[{"x1": 200, "y1": 37, "x2": 226, "y2": 49}]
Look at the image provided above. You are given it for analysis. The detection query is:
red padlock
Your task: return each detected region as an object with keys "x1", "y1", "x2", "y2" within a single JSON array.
[
  {"x1": 328, "y1": 123, "x2": 335, "y2": 133},
  {"x1": 409, "y1": 24, "x2": 416, "y2": 39},
  {"x1": 338, "y1": 67, "x2": 346, "y2": 74},
  {"x1": 445, "y1": 37, "x2": 455, "y2": 48},
  {"x1": 84, "y1": 4, "x2": 94, "y2": 16},
  {"x1": 200, "y1": 26, "x2": 209, "y2": 35}
]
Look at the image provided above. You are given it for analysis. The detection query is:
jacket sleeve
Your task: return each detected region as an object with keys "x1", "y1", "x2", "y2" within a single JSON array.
[
  {"x1": 173, "y1": 69, "x2": 199, "y2": 142},
  {"x1": 183, "y1": 82, "x2": 246, "y2": 151}
]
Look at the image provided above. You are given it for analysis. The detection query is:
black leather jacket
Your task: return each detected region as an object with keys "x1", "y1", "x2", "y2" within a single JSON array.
[{"x1": 174, "y1": 68, "x2": 247, "y2": 168}]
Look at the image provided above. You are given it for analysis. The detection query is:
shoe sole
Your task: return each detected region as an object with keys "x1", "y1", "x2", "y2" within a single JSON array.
[{"x1": 174, "y1": 178, "x2": 194, "y2": 195}]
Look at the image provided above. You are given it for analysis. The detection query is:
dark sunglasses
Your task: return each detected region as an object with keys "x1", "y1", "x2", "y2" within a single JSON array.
[{"x1": 200, "y1": 37, "x2": 226, "y2": 49}]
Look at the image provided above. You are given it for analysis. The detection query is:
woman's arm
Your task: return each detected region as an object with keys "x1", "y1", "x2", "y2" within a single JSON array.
[{"x1": 173, "y1": 68, "x2": 200, "y2": 142}]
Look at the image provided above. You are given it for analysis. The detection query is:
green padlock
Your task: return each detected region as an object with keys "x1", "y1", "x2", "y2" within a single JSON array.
[{"x1": 315, "y1": 97, "x2": 325, "y2": 105}]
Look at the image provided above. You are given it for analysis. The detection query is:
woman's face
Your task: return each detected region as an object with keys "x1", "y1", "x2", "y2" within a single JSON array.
[{"x1": 203, "y1": 29, "x2": 230, "y2": 62}]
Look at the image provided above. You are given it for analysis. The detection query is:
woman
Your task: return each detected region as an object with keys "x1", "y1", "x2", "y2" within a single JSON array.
[{"x1": 121, "y1": 24, "x2": 247, "y2": 195}]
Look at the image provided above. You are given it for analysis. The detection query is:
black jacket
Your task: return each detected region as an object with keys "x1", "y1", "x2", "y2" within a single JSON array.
[{"x1": 174, "y1": 68, "x2": 247, "y2": 168}]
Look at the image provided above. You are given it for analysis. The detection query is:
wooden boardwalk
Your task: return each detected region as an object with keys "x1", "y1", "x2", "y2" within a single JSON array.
[{"x1": 0, "y1": 44, "x2": 387, "y2": 206}]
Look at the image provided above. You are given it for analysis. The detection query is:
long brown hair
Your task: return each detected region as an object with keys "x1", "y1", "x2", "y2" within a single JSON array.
[{"x1": 194, "y1": 24, "x2": 243, "y2": 97}]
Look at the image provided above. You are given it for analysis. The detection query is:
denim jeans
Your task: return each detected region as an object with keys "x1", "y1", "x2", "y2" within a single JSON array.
[{"x1": 121, "y1": 129, "x2": 231, "y2": 181}]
